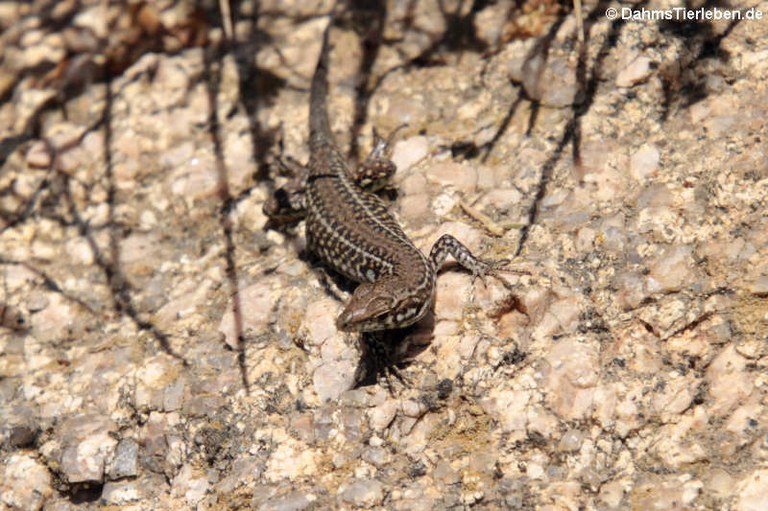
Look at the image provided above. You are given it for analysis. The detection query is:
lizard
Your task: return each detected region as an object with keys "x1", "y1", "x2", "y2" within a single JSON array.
[{"x1": 264, "y1": 15, "x2": 508, "y2": 338}]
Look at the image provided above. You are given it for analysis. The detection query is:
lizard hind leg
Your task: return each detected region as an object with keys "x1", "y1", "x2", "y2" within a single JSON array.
[
  {"x1": 263, "y1": 156, "x2": 309, "y2": 224},
  {"x1": 353, "y1": 125, "x2": 408, "y2": 191}
]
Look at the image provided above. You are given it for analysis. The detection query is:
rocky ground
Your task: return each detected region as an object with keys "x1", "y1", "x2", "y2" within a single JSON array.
[{"x1": 1, "y1": 0, "x2": 767, "y2": 509}]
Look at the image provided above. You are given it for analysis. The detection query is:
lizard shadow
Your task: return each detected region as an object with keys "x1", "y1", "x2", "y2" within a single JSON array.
[
  {"x1": 299, "y1": 250, "x2": 435, "y2": 388},
  {"x1": 353, "y1": 313, "x2": 436, "y2": 389}
]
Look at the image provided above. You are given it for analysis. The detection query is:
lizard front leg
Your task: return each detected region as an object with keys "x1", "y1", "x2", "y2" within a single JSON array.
[{"x1": 428, "y1": 234, "x2": 508, "y2": 278}]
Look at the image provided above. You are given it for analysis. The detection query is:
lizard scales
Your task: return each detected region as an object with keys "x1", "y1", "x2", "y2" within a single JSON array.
[{"x1": 269, "y1": 16, "x2": 500, "y2": 333}]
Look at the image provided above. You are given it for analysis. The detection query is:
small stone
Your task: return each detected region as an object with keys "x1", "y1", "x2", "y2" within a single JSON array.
[
  {"x1": 218, "y1": 277, "x2": 284, "y2": 349},
  {"x1": 8, "y1": 424, "x2": 38, "y2": 448},
  {"x1": 169, "y1": 155, "x2": 219, "y2": 199},
  {"x1": 60, "y1": 432, "x2": 118, "y2": 483},
  {"x1": 361, "y1": 446, "x2": 391, "y2": 468},
  {"x1": 613, "y1": 271, "x2": 648, "y2": 310},
  {"x1": 598, "y1": 479, "x2": 627, "y2": 509},
  {"x1": 434, "y1": 460, "x2": 460, "y2": 486},
  {"x1": 647, "y1": 245, "x2": 695, "y2": 293},
  {"x1": 290, "y1": 414, "x2": 315, "y2": 444},
  {"x1": 616, "y1": 56, "x2": 653, "y2": 87},
  {"x1": 630, "y1": 144, "x2": 660, "y2": 180},
  {"x1": 424, "y1": 161, "x2": 478, "y2": 193},
  {"x1": 398, "y1": 193, "x2": 433, "y2": 224},
  {"x1": 544, "y1": 339, "x2": 599, "y2": 420},
  {"x1": 171, "y1": 464, "x2": 210, "y2": 506},
  {"x1": 101, "y1": 480, "x2": 142, "y2": 505},
  {"x1": 557, "y1": 429, "x2": 584, "y2": 453},
  {"x1": 260, "y1": 491, "x2": 314, "y2": 511},
  {"x1": 478, "y1": 188, "x2": 523, "y2": 212},
  {"x1": 434, "y1": 272, "x2": 473, "y2": 322},
  {"x1": 163, "y1": 378, "x2": 185, "y2": 412},
  {"x1": 30, "y1": 293, "x2": 74, "y2": 343},
  {"x1": 392, "y1": 136, "x2": 430, "y2": 174},
  {"x1": 302, "y1": 297, "x2": 340, "y2": 347},
  {"x1": 480, "y1": 387, "x2": 530, "y2": 436},
  {"x1": 631, "y1": 476, "x2": 703, "y2": 509},
  {"x1": 512, "y1": 54, "x2": 577, "y2": 107},
  {"x1": 73, "y1": 5, "x2": 109, "y2": 37},
  {"x1": 369, "y1": 400, "x2": 398, "y2": 432},
  {"x1": 135, "y1": 356, "x2": 182, "y2": 411},
  {"x1": 706, "y1": 468, "x2": 736, "y2": 499},
  {"x1": 312, "y1": 359, "x2": 357, "y2": 402},
  {"x1": 338, "y1": 479, "x2": 384, "y2": 507},
  {"x1": 265, "y1": 440, "x2": 320, "y2": 482},
  {"x1": 119, "y1": 232, "x2": 161, "y2": 266},
  {"x1": 107, "y1": 438, "x2": 139, "y2": 479},
  {"x1": 706, "y1": 346, "x2": 752, "y2": 417},
  {"x1": 736, "y1": 469, "x2": 768, "y2": 511},
  {"x1": 26, "y1": 141, "x2": 52, "y2": 168},
  {"x1": 748, "y1": 275, "x2": 768, "y2": 295},
  {"x1": 0, "y1": 454, "x2": 53, "y2": 511},
  {"x1": 379, "y1": 95, "x2": 429, "y2": 131}
]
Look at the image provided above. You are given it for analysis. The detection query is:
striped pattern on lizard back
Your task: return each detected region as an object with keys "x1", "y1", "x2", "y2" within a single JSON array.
[
  {"x1": 293, "y1": 15, "x2": 502, "y2": 333},
  {"x1": 305, "y1": 139, "x2": 434, "y2": 290}
]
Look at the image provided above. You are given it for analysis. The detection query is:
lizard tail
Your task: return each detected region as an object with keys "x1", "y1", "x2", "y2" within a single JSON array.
[{"x1": 309, "y1": 15, "x2": 334, "y2": 151}]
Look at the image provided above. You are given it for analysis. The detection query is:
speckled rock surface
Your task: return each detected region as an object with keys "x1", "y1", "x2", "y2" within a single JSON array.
[{"x1": 1, "y1": 0, "x2": 767, "y2": 509}]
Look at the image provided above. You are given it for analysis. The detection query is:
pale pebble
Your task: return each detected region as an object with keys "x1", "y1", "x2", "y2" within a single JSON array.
[
  {"x1": 631, "y1": 475, "x2": 703, "y2": 509},
  {"x1": 706, "y1": 468, "x2": 736, "y2": 499},
  {"x1": 478, "y1": 188, "x2": 523, "y2": 211},
  {"x1": 26, "y1": 141, "x2": 51, "y2": 168},
  {"x1": 312, "y1": 359, "x2": 357, "y2": 402},
  {"x1": 748, "y1": 275, "x2": 768, "y2": 295},
  {"x1": 169, "y1": 155, "x2": 219, "y2": 200},
  {"x1": 647, "y1": 244, "x2": 695, "y2": 293},
  {"x1": 424, "y1": 161, "x2": 478, "y2": 193},
  {"x1": 302, "y1": 297, "x2": 341, "y2": 347},
  {"x1": 171, "y1": 464, "x2": 210, "y2": 505},
  {"x1": 516, "y1": 55, "x2": 578, "y2": 108},
  {"x1": 434, "y1": 272, "x2": 473, "y2": 322},
  {"x1": 651, "y1": 375, "x2": 698, "y2": 417},
  {"x1": 119, "y1": 232, "x2": 161, "y2": 265},
  {"x1": 480, "y1": 387, "x2": 531, "y2": 435},
  {"x1": 265, "y1": 440, "x2": 319, "y2": 482},
  {"x1": 60, "y1": 432, "x2": 118, "y2": 483},
  {"x1": 338, "y1": 479, "x2": 384, "y2": 507},
  {"x1": 0, "y1": 454, "x2": 52, "y2": 511},
  {"x1": 544, "y1": 339, "x2": 599, "y2": 420},
  {"x1": 155, "y1": 279, "x2": 211, "y2": 330},
  {"x1": 650, "y1": 410, "x2": 709, "y2": 468},
  {"x1": 557, "y1": 429, "x2": 584, "y2": 453},
  {"x1": 218, "y1": 277, "x2": 284, "y2": 349},
  {"x1": 398, "y1": 193, "x2": 433, "y2": 224},
  {"x1": 706, "y1": 345, "x2": 752, "y2": 417},
  {"x1": 736, "y1": 469, "x2": 768, "y2": 511},
  {"x1": 101, "y1": 481, "x2": 142, "y2": 505},
  {"x1": 630, "y1": 144, "x2": 660, "y2": 180},
  {"x1": 369, "y1": 400, "x2": 398, "y2": 431},
  {"x1": 30, "y1": 293, "x2": 74, "y2": 344},
  {"x1": 392, "y1": 136, "x2": 430, "y2": 173},
  {"x1": 598, "y1": 479, "x2": 628, "y2": 509},
  {"x1": 613, "y1": 271, "x2": 648, "y2": 310},
  {"x1": 616, "y1": 56, "x2": 653, "y2": 87}
]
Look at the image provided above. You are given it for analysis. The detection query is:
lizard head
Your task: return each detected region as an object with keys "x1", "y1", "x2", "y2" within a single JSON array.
[{"x1": 336, "y1": 280, "x2": 430, "y2": 332}]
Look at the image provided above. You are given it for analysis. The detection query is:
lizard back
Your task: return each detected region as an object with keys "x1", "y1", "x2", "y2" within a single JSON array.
[{"x1": 304, "y1": 19, "x2": 432, "y2": 288}]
